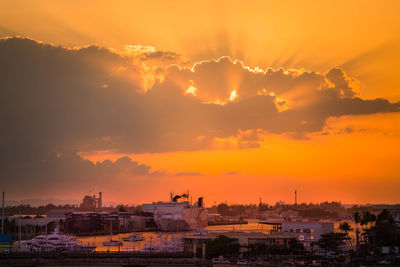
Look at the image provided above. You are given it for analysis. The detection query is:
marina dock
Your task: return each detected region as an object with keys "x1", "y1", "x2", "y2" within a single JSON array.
[{"x1": 0, "y1": 252, "x2": 198, "y2": 266}]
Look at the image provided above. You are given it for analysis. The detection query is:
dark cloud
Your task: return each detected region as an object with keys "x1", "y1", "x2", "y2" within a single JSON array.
[
  {"x1": 325, "y1": 68, "x2": 355, "y2": 98},
  {"x1": 125, "y1": 45, "x2": 184, "y2": 67},
  {"x1": 164, "y1": 57, "x2": 327, "y2": 103},
  {"x1": 0, "y1": 37, "x2": 399, "y2": 194},
  {"x1": 0, "y1": 151, "x2": 157, "y2": 196},
  {"x1": 139, "y1": 50, "x2": 181, "y2": 62},
  {"x1": 224, "y1": 171, "x2": 240, "y2": 175},
  {"x1": 320, "y1": 126, "x2": 368, "y2": 136}
]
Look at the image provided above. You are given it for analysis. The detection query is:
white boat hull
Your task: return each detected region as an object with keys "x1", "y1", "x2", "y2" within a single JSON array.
[{"x1": 154, "y1": 207, "x2": 208, "y2": 231}]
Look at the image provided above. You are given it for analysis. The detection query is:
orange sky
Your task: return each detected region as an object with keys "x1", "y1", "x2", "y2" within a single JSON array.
[
  {"x1": 1, "y1": 0, "x2": 399, "y2": 204},
  {"x1": 79, "y1": 112, "x2": 400, "y2": 204}
]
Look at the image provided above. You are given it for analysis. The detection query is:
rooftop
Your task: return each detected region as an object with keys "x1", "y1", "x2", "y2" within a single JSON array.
[{"x1": 182, "y1": 230, "x2": 297, "y2": 240}]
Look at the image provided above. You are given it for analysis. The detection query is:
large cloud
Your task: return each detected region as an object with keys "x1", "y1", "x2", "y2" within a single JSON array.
[
  {"x1": 0, "y1": 37, "x2": 399, "y2": 193},
  {"x1": 1, "y1": 152, "x2": 158, "y2": 195}
]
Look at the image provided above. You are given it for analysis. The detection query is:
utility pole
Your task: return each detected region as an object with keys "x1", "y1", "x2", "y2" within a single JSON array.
[
  {"x1": 295, "y1": 190, "x2": 297, "y2": 206},
  {"x1": 18, "y1": 213, "x2": 21, "y2": 248},
  {"x1": 1, "y1": 192, "x2": 4, "y2": 235}
]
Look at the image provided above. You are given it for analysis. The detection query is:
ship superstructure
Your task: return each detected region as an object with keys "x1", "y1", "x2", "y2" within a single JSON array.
[{"x1": 142, "y1": 194, "x2": 207, "y2": 231}]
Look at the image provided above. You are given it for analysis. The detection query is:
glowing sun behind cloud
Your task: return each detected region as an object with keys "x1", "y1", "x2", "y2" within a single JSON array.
[
  {"x1": 185, "y1": 85, "x2": 197, "y2": 96},
  {"x1": 229, "y1": 89, "x2": 237, "y2": 102}
]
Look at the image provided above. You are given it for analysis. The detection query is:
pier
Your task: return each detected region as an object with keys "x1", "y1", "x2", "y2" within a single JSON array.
[
  {"x1": 208, "y1": 218, "x2": 248, "y2": 226},
  {"x1": 0, "y1": 252, "x2": 200, "y2": 266}
]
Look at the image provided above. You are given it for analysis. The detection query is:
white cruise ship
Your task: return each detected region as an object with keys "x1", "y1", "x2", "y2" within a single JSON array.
[{"x1": 142, "y1": 194, "x2": 207, "y2": 231}]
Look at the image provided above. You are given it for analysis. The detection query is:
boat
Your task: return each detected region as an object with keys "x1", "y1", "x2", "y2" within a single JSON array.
[
  {"x1": 15, "y1": 227, "x2": 96, "y2": 252},
  {"x1": 212, "y1": 256, "x2": 230, "y2": 264},
  {"x1": 103, "y1": 240, "x2": 123, "y2": 246},
  {"x1": 122, "y1": 233, "x2": 145, "y2": 242},
  {"x1": 102, "y1": 221, "x2": 123, "y2": 247},
  {"x1": 141, "y1": 194, "x2": 208, "y2": 231},
  {"x1": 137, "y1": 238, "x2": 184, "y2": 253}
]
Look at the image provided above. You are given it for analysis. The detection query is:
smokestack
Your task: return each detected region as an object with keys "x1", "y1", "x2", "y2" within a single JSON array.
[
  {"x1": 198, "y1": 197, "x2": 203, "y2": 208},
  {"x1": 98, "y1": 192, "x2": 102, "y2": 209}
]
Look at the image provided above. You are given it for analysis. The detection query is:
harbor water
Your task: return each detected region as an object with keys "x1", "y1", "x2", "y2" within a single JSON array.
[{"x1": 78, "y1": 219, "x2": 356, "y2": 252}]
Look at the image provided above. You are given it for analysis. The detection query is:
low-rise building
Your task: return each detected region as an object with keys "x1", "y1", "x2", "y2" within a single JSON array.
[
  {"x1": 65, "y1": 211, "x2": 147, "y2": 234},
  {"x1": 118, "y1": 212, "x2": 146, "y2": 230},
  {"x1": 282, "y1": 221, "x2": 334, "y2": 245},
  {"x1": 65, "y1": 211, "x2": 119, "y2": 234},
  {"x1": 259, "y1": 220, "x2": 334, "y2": 248},
  {"x1": 46, "y1": 209, "x2": 75, "y2": 220},
  {"x1": 182, "y1": 230, "x2": 297, "y2": 258}
]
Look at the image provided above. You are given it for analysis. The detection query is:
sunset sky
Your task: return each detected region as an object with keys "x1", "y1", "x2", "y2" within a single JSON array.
[{"x1": 1, "y1": 0, "x2": 399, "y2": 205}]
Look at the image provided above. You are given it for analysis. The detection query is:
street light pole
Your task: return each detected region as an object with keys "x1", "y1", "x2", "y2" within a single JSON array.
[{"x1": 1, "y1": 192, "x2": 4, "y2": 235}]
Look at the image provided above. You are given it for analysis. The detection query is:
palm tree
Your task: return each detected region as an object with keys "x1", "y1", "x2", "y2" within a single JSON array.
[
  {"x1": 361, "y1": 211, "x2": 376, "y2": 230},
  {"x1": 318, "y1": 232, "x2": 347, "y2": 255},
  {"x1": 353, "y1": 212, "x2": 361, "y2": 252},
  {"x1": 361, "y1": 211, "x2": 369, "y2": 230},
  {"x1": 376, "y1": 209, "x2": 392, "y2": 225},
  {"x1": 360, "y1": 211, "x2": 377, "y2": 253},
  {"x1": 339, "y1": 222, "x2": 352, "y2": 234},
  {"x1": 353, "y1": 212, "x2": 361, "y2": 226},
  {"x1": 339, "y1": 222, "x2": 353, "y2": 247}
]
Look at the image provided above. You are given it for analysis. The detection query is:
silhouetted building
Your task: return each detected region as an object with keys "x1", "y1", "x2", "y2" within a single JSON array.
[
  {"x1": 46, "y1": 209, "x2": 74, "y2": 219},
  {"x1": 80, "y1": 192, "x2": 102, "y2": 210},
  {"x1": 117, "y1": 212, "x2": 146, "y2": 229},
  {"x1": 259, "y1": 221, "x2": 334, "y2": 248},
  {"x1": 65, "y1": 211, "x2": 147, "y2": 234},
  {"x1": 183, "y1": 231, "x2": 297, "y2": 257},
  {"x1": 65, "y1": 211, "x2": 119, "y2": 234}
]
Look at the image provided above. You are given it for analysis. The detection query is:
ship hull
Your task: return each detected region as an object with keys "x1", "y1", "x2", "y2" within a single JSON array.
[
  {"x1": 155, "y1": 219, "x2": 191, "y2": 231},
  {"x1": 154, "y1": 207, "x2": 208, "y2": 231},
  {"x1": 144, "y1": 200, "x2": 208, "y2": 232}
]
